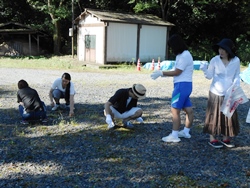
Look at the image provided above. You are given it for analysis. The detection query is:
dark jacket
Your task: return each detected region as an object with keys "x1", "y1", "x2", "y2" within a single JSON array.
[
  {"x1": 17, "y1": 87, "x2": 43, "y2": 112},
  {"x1": 108, "y1": 88, "x2": 137, "y2": 113}
]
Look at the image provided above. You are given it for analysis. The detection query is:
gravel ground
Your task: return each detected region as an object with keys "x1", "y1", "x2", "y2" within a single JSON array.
[{"x1": 1, "y1": 67, "x2": 250, "y2": 187}]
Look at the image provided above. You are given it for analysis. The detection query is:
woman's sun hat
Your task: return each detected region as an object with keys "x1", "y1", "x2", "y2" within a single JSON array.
[
  {"x1": 212, "y1": 38, "x2": 235, "y2": 58},
  {"x1": 132, "y1": 84, "x2": 146, "y2": 99}
]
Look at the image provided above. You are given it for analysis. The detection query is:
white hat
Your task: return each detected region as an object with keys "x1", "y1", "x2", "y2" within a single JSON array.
[{"x1": 132, "y1": 84, "x2": 146, "y2": 99}]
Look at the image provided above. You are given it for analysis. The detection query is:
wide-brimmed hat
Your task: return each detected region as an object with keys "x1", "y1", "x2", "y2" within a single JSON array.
[
  {"x1": 132, "y1": 84, "x2": 146, "y2": 99},
  {"x1": 212, "y1": 38, "x2": 235, "y2": 58}
]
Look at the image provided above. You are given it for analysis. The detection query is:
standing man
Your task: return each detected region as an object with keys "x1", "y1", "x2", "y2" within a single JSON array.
[{"x1": 104, "y1": 84, "x2": 146, "y2": 129}]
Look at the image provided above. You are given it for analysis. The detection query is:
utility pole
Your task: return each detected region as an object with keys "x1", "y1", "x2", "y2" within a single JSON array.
[{"x1": 72, "y1": 0, "x2": 74, "y2": 58}]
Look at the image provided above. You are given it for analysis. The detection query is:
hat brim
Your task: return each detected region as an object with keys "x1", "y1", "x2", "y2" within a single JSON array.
[
  {"x1": 132, "y1": 85, "x2": 146, "y2": 99},
  {"x1": 212, "y1": 44, "x2": 235, "y2": 58}
]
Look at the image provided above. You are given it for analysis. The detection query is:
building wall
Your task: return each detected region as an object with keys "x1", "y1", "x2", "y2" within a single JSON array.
[
  {"x1": 77, "y1": 14, "x2": 169, "y2": 64},
  {"x1": 0, "y1": 40, "x2": 43, "y2": 56},
  {"x1": 106, "y1": 22, "x2": 137, "y2": 62},
  {"x1": 139, "y1": 25, "x2": 167, "y2": 62},
  {"x1": 77, "y1": 17, "x2": 105, "y2": 64}
]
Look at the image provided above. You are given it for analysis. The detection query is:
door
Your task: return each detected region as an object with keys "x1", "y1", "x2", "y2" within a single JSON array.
[{"x1": 85, "y1": 35, "x2": 96, "y2": 62}]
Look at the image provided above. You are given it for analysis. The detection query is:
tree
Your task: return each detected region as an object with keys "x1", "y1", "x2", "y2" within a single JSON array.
[
  {"x1": 166, "y1": 0, "x2": 250, "y2": 61},
  {"x1": 26, "y1": 0, "x2": 72, "y2": 55},
  {"x1": 0, "y1": 0, "x2": 48, "y2": 25}
]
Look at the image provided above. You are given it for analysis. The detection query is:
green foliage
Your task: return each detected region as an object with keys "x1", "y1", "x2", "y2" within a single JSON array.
[
  {"x1": 27, "y1": 0, "x2": 71, "y2": 20},
  {"x1": 236, "y1": 35, "x2": 250, "y2": 65},
  {"x1": 129, "y1": 0, "x2": 159, "y2": 13},
  {"x1": 1, "y1": 0, "x2": 250, "y2": 59}
]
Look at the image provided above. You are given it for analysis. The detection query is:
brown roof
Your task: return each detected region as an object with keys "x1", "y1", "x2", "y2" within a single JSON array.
[
  {"x1": 0, "y1": 22, "x2": 47, "y2": 35},
  {"x1": 75, "y1": 8, "x2": 175, "y2": 27}
]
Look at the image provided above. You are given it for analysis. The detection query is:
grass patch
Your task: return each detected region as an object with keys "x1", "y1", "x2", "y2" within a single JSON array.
[{"x1": 0, "y1": 56, "x2": 157, "y2": 75}]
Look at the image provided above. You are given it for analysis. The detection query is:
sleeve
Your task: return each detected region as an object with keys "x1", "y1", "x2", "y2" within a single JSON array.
[
  {"x1": 175, "y1": 54, "x2": 188, "y2": 71},
  {"x1": 17, "y1": 91, "x2": 21, "y2": 103},
  {"x1": 108, "y1": 89, "x2": 123, "y2": 104},
  {"x1": 51, "y1": 78, "x2": 60, "y2": 89},
  {"x1": 70, "y1": 82, "x2": 76, "y2": 95},
  {"x1": 233, "y1": 57, "x2": 241, "y2": 86},
  {"x1": 203, "y1": 57, "x2": 216, "y2": 80},
  {"x1": 35, "y1": 90, "x2": 42, "y2": 102}
]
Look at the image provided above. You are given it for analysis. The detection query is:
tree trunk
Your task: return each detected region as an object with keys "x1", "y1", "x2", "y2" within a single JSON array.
[{"x1": 53, "y1": 20, "x2": 61, "y2": 55}]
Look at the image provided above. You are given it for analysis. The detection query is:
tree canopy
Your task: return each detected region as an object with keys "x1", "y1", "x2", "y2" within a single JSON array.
[{"x1": 1, "y1": 0, "x2": 250, "y2": 63}]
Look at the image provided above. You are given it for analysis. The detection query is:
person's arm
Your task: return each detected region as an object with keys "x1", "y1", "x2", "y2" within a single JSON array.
[
  {"x1": 150, "y1": 68, "x2": 182, "y2": 80},
  {"x1": 69, "y1": 94, "x2": 75, "y2": 117},
  {"x1": 104, "y1": 101, "x2": 114, "y2": 127},
  {"x1": 17, "y1": 92, "x2": 24, "y2": 106},
  {"x1": 233, "y1": 57, "x2": 241, "y2": 86},
  {"x1": 201, "y1": 57, "x2": 216, "y2": 80},
  {"x1": 162, "y1": 68, "x2": 182, "y2": 77},
  {"x1": 104, "y1": 101, "x2": 113, "y2": 116},
  {"x1": 49, "y1": 88, "x2": 54, "y2": 106}
]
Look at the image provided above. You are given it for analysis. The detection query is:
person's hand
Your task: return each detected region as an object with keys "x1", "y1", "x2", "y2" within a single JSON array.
[
  {"x1": 150, "y1": 70, "x2": 163, "y2": 80},
  {"x1": 106, "y1": 114, "x2": 115, "y2": 129},
  {"x1": 106, "y1": 114, "x2": 113, "y2": 124},
  {"x1": 200, "y1": 62, "x2": 207, "y2": 72}
]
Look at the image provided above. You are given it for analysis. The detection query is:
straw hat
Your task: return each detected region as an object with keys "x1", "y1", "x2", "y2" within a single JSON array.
[{"x1": 132, "y1": 84, "x2": 146, "y2": 99}]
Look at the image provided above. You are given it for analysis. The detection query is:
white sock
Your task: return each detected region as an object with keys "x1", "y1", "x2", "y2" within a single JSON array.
[
  {"x1": 184, "y1": 127, "x2": 190, "y2": 135},
  {"x1": 172, "y1": 130, "x2": 179, "y2": 138}
]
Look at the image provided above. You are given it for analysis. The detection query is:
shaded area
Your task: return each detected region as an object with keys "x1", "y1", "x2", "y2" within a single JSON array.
[{"x1": 0, "y1": 95, "x2": 250, "y2": 187}]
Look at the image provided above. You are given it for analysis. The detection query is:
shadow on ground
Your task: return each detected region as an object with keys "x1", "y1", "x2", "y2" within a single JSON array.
[{"x1": 0, "y1": 96, "x2": 250, "y2": 187}]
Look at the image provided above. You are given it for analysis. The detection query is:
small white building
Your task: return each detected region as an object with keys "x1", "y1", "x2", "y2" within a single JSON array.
[{"x1": 75, "y1": 8, "x2": 174, "y2": 64}]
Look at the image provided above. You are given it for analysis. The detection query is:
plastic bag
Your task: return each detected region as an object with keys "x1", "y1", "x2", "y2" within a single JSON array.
[
  {"x1": 246, "y1": 108, "x2": 250, "y2": 123},
  {"x1": 220, "y1": 84, "x2": 248, "y2": 118}
]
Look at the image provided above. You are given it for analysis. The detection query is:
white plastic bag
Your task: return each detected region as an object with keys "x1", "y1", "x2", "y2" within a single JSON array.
[
  {"x1": 221, "y1": 84, "x2": 248, "y2": 118},
  {"x1": 246, "y1": 108, "x2": 250, "y2": 123}
]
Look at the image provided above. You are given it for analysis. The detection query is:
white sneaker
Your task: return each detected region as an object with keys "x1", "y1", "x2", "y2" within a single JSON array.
[
  {"x1": 108, "y1": 122, "x2": 115, "y2": 129},
  {"x1": 178, "y1": 130, "x2": 191, "y2": 138},
  {"x1": 162, "y1": 134, "x2": 181, "y2": 143},
  {"x1": 136, "y1": 117, "x2": 144, "y2": 123},
  {"x1": 52, "y1": 104, "x2": 60, "y2": 111}
]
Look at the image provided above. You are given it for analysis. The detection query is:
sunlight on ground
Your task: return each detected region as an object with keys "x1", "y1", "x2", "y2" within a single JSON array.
[
  {"x1": 16, "y1": 124, "x2": 91, "y2": 138},
  {"x1": 0, "y1": 161, "x2": 62, "y2": 179}
]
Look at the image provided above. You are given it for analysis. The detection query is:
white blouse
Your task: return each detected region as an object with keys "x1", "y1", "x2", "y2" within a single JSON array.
[{"x1": 204, "y1": 55, "x2": 240, "y2": 96}]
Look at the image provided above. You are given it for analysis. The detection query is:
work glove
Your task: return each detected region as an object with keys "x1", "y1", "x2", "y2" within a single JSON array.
[
  {"x1": 106, "y1": 114, "x2": 115, "y2": 129},
  {"x1": 150, "y1": 70, "x2": 163, "y2": 80},
  {"x1": 200, "y1": 62, "x2": 207, "y2": 72}
]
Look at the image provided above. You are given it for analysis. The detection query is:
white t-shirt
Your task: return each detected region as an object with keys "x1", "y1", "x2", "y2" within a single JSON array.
[
  {"x1": 51, "y1": 78, "x2": 76, "y2": 95},
  {"x1": 173, "y1": 50, "x2": 193, "y2": 83},
  {"x1": 205, "y1": 55, "x2": 240, "y2": 96}
]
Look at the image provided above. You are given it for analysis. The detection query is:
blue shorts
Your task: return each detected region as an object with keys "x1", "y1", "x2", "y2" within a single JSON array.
[{"x1": 171, "y1": 82, "x2": 192, "y2": 109}]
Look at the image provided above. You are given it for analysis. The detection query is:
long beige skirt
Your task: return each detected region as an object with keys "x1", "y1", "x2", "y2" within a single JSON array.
[{"x1": 203, "y1": 91, "x2": 239, "y2": 137}]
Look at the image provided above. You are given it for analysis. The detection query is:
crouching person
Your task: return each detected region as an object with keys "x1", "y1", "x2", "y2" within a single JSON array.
[
  {"x1": 104, "y1": 84, "x2": 146, "y2": 129},
  {"x1": 49, "y1": 72, "x2": 75, "y2": 117},
  {"x1": 17, "y1": 80, "x2": 47, "y2": 124}
]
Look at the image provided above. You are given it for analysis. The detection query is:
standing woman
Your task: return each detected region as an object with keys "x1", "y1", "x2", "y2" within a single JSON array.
[
  {"x1": 49, "y1": 72, "x2": 76, "y2": 117},
  {"x1": 200, "y1": 38, "x2": 240, "y2": 148},
  {"x1": 151, "y1": 34, "x2": 194, "y2": 143}
]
